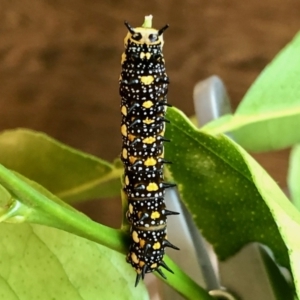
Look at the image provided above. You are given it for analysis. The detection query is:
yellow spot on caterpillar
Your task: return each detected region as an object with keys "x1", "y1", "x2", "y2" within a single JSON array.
[
  {"x1": 121, "y1": 53, "x2": 127, "y2": 64},
  {"x1": 121, "y1": 124, "x2": 127, "y2": 136},
  {"x1": 128, "y1": 134, "x2": 136, "y2": 141},
  {"x1": 143, "y1": 117, "x2": 154, "y2": 124},
  {"x1": 151, "y1": 211, "x2": 160, "y2": 219},
  {"x1": 140, "y1": 52, "x2": 151, "y2": 60},
  {"x1": 122, "y1": 148, "x2": 128, "y2": 159},
  {"x1": 151, "y1": 263, "x2": 158, "y2": 269},
  {"x1": 139, "y1": 261, "x2": 145, "y2": 267},
  {"x1": 139, "y1": 239, "x2": 146, "y2": 248},
  {"x1": 132, "y1": 231, "x2": 139, "y2": 243},
  {"x1": 143, "y1": 136, "x2": 156, "y2": 144},
  {"x1": 142, "y1": 100, "x2": 153, "y2": 108},
  {"x1": 140, "y1": 75, "x2": 154, "y2": 85},
  {"x1": 125, "y1": 175, "x2": 130, "y2": 186},
  {"x1": 131, "y1": 252, "x2": 139, "y2": 264},
  {"x1": 129, "y1": 203, "x2": 133, "y2": 214},
  {"x1": 144, "y1": 157, "x2": 157, "y2": 167},
  {"x1": 121, "y1": 105, "x2": 127, "y2": 116},
  {"x1": 153, "y1": 242, "x2": 161, "y2": 250},
  {"x1": 147, "y1": 182, "x2": 159, "y2": 191},
  {"x1": 129, "y1": 156, "x2": 137, "y2": 164}
]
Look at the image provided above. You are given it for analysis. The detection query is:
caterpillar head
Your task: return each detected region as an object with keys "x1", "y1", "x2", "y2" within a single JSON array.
[{"x1": 124, "y1": 21, "x2": 168, "y2": 48}]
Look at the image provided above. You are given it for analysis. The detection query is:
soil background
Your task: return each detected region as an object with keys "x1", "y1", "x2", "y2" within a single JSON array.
[{"x1": 0, "y1": 0, "x2": 299, "y2": 226}]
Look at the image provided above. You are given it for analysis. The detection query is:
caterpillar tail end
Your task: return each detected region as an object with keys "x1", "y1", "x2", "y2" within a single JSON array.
[{"x1": 134, "y1": 261, "x2": 174, "y2": 287}]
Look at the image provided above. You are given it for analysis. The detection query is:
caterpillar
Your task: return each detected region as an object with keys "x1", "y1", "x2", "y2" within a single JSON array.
[{"x1": 119, "y1": 15, "x2": 179, "y2": 286}]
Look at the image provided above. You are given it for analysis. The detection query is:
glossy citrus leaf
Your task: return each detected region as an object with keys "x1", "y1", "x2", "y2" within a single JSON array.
[
  {"x1": 165, "y1": 107, "x2": 300, "y2": 296},
  {"x1": 0, "y1": 223, "x2": 149, "y2": 300},
  {"x1": 203, "y1": 31, "x2": 300, "y2": 152},
  {"x1": 240, "y1": 147, "x2": 300, "y2": 299},
  {"x1": 0, "y1": 129, "x2": 122, "y2": 203}
]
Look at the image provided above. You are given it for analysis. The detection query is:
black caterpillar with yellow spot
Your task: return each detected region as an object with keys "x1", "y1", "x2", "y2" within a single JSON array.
[{"x1": 119, "y1": 15, "x2": 179, "y2": 286}]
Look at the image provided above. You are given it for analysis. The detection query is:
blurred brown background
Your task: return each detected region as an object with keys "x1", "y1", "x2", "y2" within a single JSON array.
[{"x1": 0, "y1": 0, "x2": 299, "y2": 225}]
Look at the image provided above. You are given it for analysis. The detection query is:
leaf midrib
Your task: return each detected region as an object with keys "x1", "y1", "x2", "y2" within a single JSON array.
[
  {"x1": 205, "y1": 105, "x2": 300, "y2": 135},
  {"x1": 56, "y1": 168, "x2": 123, "y2": 199}
]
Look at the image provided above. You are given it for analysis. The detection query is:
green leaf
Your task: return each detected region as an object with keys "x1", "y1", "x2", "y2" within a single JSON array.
[
  {"x1": 244, "y1": 154, "x2": 300, "y2": 299},
  {"x1": 0, "y1": 223, "x2": 149, "y2": 300},
  {"x1": 0, "y1": 163, "x2": 213, "y2": 300},
  {"x1": 203, "y1": 31, "x2": 300, "y2": 152},
  {"x1": 0, "y1": 129, "x2": 122, "y2": 203},
  {"x1": 288, "y1": 144, "x2": 300, "y2": 211},
  {"x1": 165, "y1": 107, "x2": 300, "y2": 296}
]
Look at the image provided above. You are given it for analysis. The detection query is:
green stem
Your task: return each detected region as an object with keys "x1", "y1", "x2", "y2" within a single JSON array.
[
  {"x1": 162, "y1": 256, "x2": 215, "y2": 300},
  {"x1": 0, "y1": 164, "x2": 128, "y2": 254}
]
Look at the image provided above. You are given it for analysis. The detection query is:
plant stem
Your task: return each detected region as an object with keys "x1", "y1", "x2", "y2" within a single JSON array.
[
  {"x1": 162, "y1": 256, "x2": 215, "y2": 300},
  {"x1": 0, "y1": 164, "x2": 128, "y2": 253}
]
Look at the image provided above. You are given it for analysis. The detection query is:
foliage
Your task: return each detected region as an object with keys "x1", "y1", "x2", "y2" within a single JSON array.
[{"x1": 0, "y1": 28, "x2": 300, "y2": 300}]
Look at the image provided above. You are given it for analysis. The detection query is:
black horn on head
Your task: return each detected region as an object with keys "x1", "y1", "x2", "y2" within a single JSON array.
[
  {"x1": 124, "y1": 21, "x2": 136, "y2": 34},
  {"x1": 158, "y1": 24, "x2": 169, "y2": 36}
]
